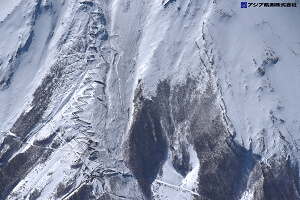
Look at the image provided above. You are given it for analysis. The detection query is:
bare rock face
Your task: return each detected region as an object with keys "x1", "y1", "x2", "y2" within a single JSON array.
[
  {"x1": 253, "y1": 157, "x2": 300, "y2": 200},
  {"x1": 127, "y1": 83, "x2": 169, "y2": 198},
  {"x1": 126, "y1": 78, "x2": 300, "y2": 200}
]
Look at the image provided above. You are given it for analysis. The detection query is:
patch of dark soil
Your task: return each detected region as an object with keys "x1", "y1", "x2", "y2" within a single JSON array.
[{"x1": 67, "y1": 184, "x2": 95, "y2": 200}]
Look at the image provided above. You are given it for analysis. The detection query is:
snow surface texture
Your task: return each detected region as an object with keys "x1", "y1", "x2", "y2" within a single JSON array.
[{"x1": 0, "y1": 0, "x2": 299, "y2": 199}]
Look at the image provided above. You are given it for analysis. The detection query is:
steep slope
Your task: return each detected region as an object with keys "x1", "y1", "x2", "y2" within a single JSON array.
[{"x1": 0, "y1": 0, "x2": 299, "y2": 199}]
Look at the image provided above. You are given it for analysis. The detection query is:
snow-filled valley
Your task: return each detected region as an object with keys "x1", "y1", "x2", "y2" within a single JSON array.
[{"x1": 0, "y1": 0, "x2": 299, "y2": 199}]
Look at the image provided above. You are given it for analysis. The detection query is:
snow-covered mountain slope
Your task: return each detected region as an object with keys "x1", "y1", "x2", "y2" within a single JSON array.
[{"x1": 0, "y1": 0, "x2": 299, "y2": 199}]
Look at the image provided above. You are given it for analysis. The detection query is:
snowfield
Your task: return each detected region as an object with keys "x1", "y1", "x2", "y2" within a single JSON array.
[
  {"x1": 0, "y1": 0, "x2": 299, "y2": 199},
  {"x1": 0, "y1": 0, "x2": 22, "y2": 22}
]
